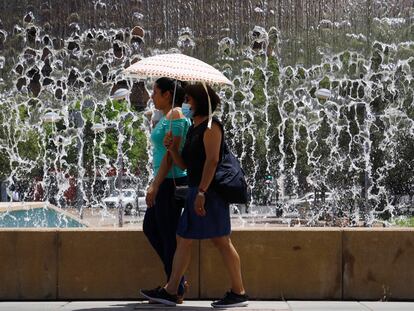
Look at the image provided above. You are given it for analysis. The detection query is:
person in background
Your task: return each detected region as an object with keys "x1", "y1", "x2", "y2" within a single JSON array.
[
  {"x1": 141, "y1": 83, "x2": 248, "y2": 308},
  {"x1": 142, "y1": 77, "x2": 192, "y2": 304}
]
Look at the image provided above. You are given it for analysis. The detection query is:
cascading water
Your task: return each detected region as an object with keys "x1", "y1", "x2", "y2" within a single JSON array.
[{"x1": 0, "y1": 0, "x2": 413, "y2": 227}]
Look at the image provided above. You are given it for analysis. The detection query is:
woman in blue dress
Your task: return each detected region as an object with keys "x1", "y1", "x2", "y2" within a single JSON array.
[
  {"x1": 142, "y1": 77, "x2": 191, "y2": 303},
  {"x1": 141, "y1": 83, "x2": 248, "y2": 308}
]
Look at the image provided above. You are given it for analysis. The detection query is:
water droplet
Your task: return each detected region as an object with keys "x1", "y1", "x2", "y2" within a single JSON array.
[{"x1": 133, "y1": 12, "x2": 144, "y2": 20}]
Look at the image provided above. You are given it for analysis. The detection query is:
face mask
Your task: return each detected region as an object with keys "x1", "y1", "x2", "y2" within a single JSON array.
[
  {"x1": 152, "y1": 109, "x2": 163, "y2": 123},
  {"x1": 181, "y1": 103, "x2": 193, "y2": 118}
]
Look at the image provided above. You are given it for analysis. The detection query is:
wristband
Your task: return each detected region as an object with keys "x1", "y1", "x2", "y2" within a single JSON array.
[{"x1": 197, "y1": 191, "x2": 205, "y2": 196}]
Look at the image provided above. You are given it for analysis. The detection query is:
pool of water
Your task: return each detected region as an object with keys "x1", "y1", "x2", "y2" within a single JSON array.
[{"x1": 0, "y1": 207, "x2": 85, "y2": 228}]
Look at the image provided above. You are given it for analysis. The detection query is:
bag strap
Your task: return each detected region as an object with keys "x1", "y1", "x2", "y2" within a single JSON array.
[{"x1": 211, "y1": 117, "x2": 226, "y2": 162}]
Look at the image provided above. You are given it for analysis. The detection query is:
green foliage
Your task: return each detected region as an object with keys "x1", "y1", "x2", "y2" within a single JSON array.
[
  {"x1": 233, "y1": 91, "x2": 245, "y2": 102},
  {"x1": 296, "y1": 125, "x2": 311, "y2": 190},
  {"x1": 348, "y1": 63, "x2": 357, "y2": 77},
  {"x1": 18, "y1": 105, "x2": 29, "y2": 121},
  {"x1": 319, "y1": 76, "x2": 330, "y2": 89},
  {"x1": 393, "y1": 217, "x2": 414, "y2": 227},
  {"x1": 384, "y1": 133, "x2": 414, "y2": 195},
  {"x1": 126, "y1": 125, "x2": 148, "y2": 174},
  {"x1": 296, "y1": 67, "x2": 306, "y2": 80},
  {"x1": 267, "y1": 55, "x2": 280, "y2": 88},
  {"x1": 101, "y1": 129, "x2": 118, "y2": 161},
  {"x1": 82, "y1": 107, "x2": 93, "y2": 122},
  {"x1": 103, "y1": 99, "x2": 124, "y2": 119},
  {"x1": 16, "y1": 130, "x2": 41, "y2": 161},
  {"x1": 371, "y1": 50, "x2": 382, "y2": 71},
  {"x1": 252, "y1": 68, "x2": 265, "y2": 107},
  {"x1": 283, "y1": 100, "x2": 295, "y2": 114},
  {"x1": 0, "y1": 149, "x2": 11, "y2": 180},
  {"x1": 340, "y1": 51, "x2": 350, "y2": 69}
]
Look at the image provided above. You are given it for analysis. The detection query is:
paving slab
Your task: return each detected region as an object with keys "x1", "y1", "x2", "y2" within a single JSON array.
[
  {"x1": 59, "y1": 301, "x2": 138, "y2": 310},
  {"x1": 360, "y1": 301, "x2": 414, "y2": 311},
  {"x1": 1, "y1": 301, "x2": 414, "y2": 311},
  {"x1": 287, "y1": 301, "x2": 370, "y2": 311},
  {"x1": 0, "y1": 302, "x2": 67, "y2": 311},
  {"x1": 135, "y1": 300, "x2": 289, "y2": 310},
  {"x1": 0, "y1": 301, "x2": 290, "y2": 311}
]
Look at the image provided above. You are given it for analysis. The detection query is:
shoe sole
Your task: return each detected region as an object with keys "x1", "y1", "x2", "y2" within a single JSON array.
[
  {"x1": 211, "y1": 301, "x2": 249, "y2": 308},
  {"x1": 140, "y1": 290, "x2": 176, "y2": 306}
]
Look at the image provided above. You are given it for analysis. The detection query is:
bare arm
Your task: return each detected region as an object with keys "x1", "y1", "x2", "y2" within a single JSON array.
[
  {"x1": 167, "y1": 138, "x2": 187, "y2": 170},
  {"x1": 199, "y1": 122, "x2": 222, "y2": 191},
  {"x1": 194, "y1": 122, "x2": 222, "y2": 216}
]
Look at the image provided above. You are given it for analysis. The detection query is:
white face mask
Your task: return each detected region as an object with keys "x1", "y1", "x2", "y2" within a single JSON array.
[
  {"x1": 152, "y1": 109, "x2": 163, "y2": 122},
  {"x1": 181, "y1": 103, "x2": 193, "y2": 118}
]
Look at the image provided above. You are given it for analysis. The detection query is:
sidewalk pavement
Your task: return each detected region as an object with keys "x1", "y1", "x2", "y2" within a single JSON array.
[{"x1": 0, "y1": 300, "x2": 413, "y2": 311}]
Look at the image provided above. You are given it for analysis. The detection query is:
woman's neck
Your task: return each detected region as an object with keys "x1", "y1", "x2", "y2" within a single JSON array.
[
  {"x1": 161, "y1": 105, "x2": 172, "y2": 116},
  {"x1": 193, "y1": 115, "x2": 208, "y2": 126}
]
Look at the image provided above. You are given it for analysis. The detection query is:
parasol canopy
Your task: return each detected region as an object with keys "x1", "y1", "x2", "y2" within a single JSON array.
[{"x1": 123, "y1": 53, "x2": 232, "y2": 86}]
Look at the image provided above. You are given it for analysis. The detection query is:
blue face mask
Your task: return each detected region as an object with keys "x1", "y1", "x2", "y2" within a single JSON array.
[
  {"x1": 152, "y1": 109, "x2": 163, "y2": 123},
  {"x1": 181, "y1": 103, "x2": 193, "y2": 118}
]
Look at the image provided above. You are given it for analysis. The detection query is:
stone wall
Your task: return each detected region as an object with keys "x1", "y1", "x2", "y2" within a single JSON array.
[{"x1": 0, "y1": 228, "x2": 413, "y2": 300}]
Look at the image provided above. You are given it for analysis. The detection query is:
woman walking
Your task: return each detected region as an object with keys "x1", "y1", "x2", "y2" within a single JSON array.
[
  {"x1": 141, "y1": 83, "x2": 248, "y2": 308},
  {"x1": 143, "y1": 77, "x2": 191, "y2": 303}
]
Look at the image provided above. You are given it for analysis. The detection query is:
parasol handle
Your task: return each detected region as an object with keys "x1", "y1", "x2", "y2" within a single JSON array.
[
  {"x1": 202, "y1": 82, "x2": 212, "y2": 129},
  {"x1": 169, "y1": 79, "x2": 178, "y2": 185},
  {"x1": 169, "y1": 79, "x2": 178, "y2": 132}
]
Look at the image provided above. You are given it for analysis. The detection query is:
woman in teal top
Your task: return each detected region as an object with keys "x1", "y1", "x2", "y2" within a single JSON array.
[
  {"x1": 143, "y1": 77, "x2": 191, "y2": 304},
  {"x1": 150, "y1": 115, "x2": 190, "y2": 180}
]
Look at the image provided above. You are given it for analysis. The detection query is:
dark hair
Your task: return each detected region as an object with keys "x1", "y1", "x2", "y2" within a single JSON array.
[
  {"x1": 185, "y1": 83, "x2": 220, "y2": 116},
  {"x1": 155, "y1": 77, "x2": 186, "y2": 107}
]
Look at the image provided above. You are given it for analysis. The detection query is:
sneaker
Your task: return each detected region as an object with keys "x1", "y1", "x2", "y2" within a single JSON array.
[
  {"x1": 140, "y1": 286, "x2": 162, "y2": 304},
  {"x1": 176, "y1": 281, "x2": 189, "y2": 304},
  {"x1": 211, "y1": 291, "x2": 249, "y2": 308},
  {"x1": 140, "y1": 287, "x2": 177, "y2": 306}
]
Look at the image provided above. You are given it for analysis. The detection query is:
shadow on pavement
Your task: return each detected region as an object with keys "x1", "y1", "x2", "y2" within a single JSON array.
[{"x1": 71, "y1": 302, "x2": 215, "y2": 311}]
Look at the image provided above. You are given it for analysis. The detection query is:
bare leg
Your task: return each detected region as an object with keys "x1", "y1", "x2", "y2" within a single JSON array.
[
  {"x1": 211, "y1": 236, "x2": 245, "y2": 295},
  {"x1": 165, "y1": 236, "x2": 193, "y2": 294}
]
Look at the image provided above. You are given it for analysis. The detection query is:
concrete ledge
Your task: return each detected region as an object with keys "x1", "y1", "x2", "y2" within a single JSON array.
[
  {"x1": 58, "y1": 229, "x2": 199, "y2": 299},
  {"x1": 200, "y1": 229, "x2": 342, "y2": 299},
  {"x1": 0, "y1": 230, "x2": 57, "y2": 299},
  {"x1": 343, "y1": 228, "x2": 414, "y2": 300},
  {"x1": 0, "y1": 228, "x2": 413, "y2": 300}
]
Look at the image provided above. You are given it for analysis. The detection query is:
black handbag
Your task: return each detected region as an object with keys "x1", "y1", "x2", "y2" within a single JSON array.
[
  {"x1": 213, "y1": 131, "x2": 249, "y2": 204},
  {"x1": 174, "y1": 185, "x2": 188, "y2": 208}
]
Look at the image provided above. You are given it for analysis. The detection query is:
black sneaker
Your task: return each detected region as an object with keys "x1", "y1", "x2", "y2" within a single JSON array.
[
  {"x1": 211, "y1": 291, "x2": 249, "y2": 308},
  {"x1": 140, "y1": 286, "x2": 162, "y2": 304},
  {"x1": 140, "y1": 287, "x2": 177, "y2": 306}
]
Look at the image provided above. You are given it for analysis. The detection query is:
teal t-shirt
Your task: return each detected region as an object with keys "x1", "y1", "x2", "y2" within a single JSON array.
[{"x1": 150, "y1": 115, "x2": 191, "y2": 179}]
